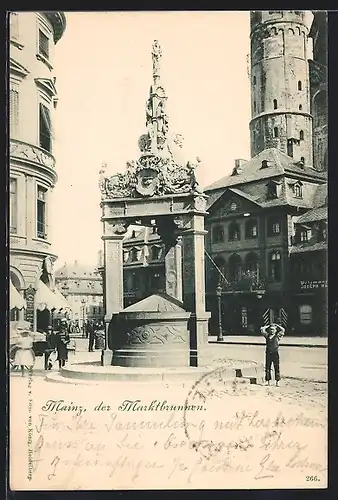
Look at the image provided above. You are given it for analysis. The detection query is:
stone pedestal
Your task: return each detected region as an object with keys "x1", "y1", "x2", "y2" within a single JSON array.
[
  {"x1": 182, "y1": 213, "x2": 211, "y2": 367},
  {"x1": 102, "y1": 227, "x2": 126, "y2": 366},
  {"x1": 111, "y1": 294, "x2": 190, "y2": 368}
]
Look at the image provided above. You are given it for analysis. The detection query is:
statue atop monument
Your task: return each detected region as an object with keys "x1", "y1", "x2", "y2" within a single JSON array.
[
  {"x1": 99, "y1": 40, "x2": 202, "y2": 200},
  {"x1": 152, "y1": 39, "x2": 162, "y2": 79}
]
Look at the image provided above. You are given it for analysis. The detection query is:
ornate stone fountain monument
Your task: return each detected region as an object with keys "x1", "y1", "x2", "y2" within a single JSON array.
[{"x1": 99, "y1": 41, "x2": 211, "y2": 368}]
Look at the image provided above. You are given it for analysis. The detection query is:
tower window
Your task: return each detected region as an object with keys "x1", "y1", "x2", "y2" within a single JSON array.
[
  {"x1": 253, "y1": 101, "x2": 256, "y2": 112},
  {"x1": 298, "y1": 81, "x2": 302, "y2": 91},
  {"x1": 299, "y1": 130, "x2": 304, "y2": 141},
  {"x1": 273, "y1": 127, "x2": 279, "y2": 138},
  {"x1": 253, "y1": 75, "x2": 256, "y2": 86},
  {"x1": 273, "y1": 99, "x2": 278, "y2": 109},
  {"x1": 299, "y1": 104, "x2": 303, "y2": 110},
  {"x1": 300, "y1": 157, "x2": 305, "y2": 165}
]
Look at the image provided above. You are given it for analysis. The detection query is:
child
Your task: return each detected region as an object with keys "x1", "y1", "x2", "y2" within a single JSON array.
[{"x1": 260, "y1": 322, "x2": 285, "y2": 386}]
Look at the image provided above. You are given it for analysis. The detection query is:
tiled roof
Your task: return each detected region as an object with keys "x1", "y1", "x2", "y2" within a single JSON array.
[
  {"x1": 296, "y1": 206, "x2": 327, "y2": 224},
  {"x1": 205, "y1": 148, "x2": 327, "y2": 192},
  {"x1": 290, "y1": 241, "x2": 327, "y2": 254}
]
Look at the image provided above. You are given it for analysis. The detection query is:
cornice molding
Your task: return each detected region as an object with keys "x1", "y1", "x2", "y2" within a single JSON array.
[
  {"x1": 9, "y1": 58, "x2": 29, "y2": 79},
  {"x1": 35, "y1": 78, "x2": 58, "y2": 98}
]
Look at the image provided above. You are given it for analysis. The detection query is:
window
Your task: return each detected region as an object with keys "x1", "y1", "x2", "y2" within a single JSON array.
[
  {"x1": 273, "y1": 99, "x2": 278, "y2": 109},
  {"x1": 10, "y1": 86, "x2": 19, "y2": 137},
  {"x1": 10, "y1": 12, "x2": 19, "y2": 40},
  {"x1": 261, "y1": 160, "x2": 269, "y2": 169},
  {"x1": 253, "y1": 101, "x2": 256, "y2": 112},
  {"x1": 267, "y1": 182, "x2": 278, "y2": 199},
  {"x1": 268, "y1": 217, "x2": 281, "y2": 236},
  {"x1": 131, "y1": 248, "x2": 139, "y2": 262},
  {"x1": 212, "y1": 225, "x2": 224, "y2": 243},
  {"x1": 230, "y1": 202, "x2": 238, "y2": 212},
  {"x1": 228, "y1": 222, "x2": 241, "y2": 241},
  {"x1": 299, "y1": 130, "x2": 304, "y2": 141},
  {"x1": 300, "y1": 230, "x2": 308, "y2": 242},
  {"x1": 39, "y1": 104, "x2": 52, "y2": 152},
  {"x1": 269, "y1": 250, "x2": 282, "y2": 281},
  {"x1": 37, "y1": 186, "x2": 47, "y2": 239},
  {"x1": 300, "y1": 156, "x2": 305, "y2": 165},
  {"x1": 299, "y1": 104, "x2": 303, "y2": 110},
  {"x1": 273, "y1": 127, "x2": 279, "y2": 138},
  {"x1": 294, "y1": 183, "x2": 302, "y2": 198},
  {"x1": 228, "y1": 254, "x2": 242, "y2": 282},
  {"x1": 298, "y1": 81, "x2": 302, "y2": 91},
  {"x1": 39, "y1": 30, "x2": 49, "y2": 59},
  {"x1": 10, "y1": 178, "x2": 17, "y2": 233},
  {"x1": 151, "y1": 246, "x2": 161, "y2": 260},
  {"x1": 150, "y1": 272, "x2": 161, "y2": 291},
  {"x1": 253, "y1": 75, "x2": 256, "y2": 86},
  {"x1": 299, "y1": 305, "x2": 312, "y2": 325},
  {"x1": 245, "y1": 219, "x2": 258, "y2": 238}
]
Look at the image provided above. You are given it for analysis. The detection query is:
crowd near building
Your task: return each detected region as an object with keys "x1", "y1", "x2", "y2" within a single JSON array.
[
  {"x1": 9, "y1": 11, "x2": 327, "y2": 337},
  {"x1": 9, "y1": 11, "x2": 69, "y2": 332}
]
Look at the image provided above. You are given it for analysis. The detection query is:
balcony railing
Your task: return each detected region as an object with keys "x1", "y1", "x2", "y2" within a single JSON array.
[{"x1": 221, "y1": 272, "x2": 267, "y2": 293}]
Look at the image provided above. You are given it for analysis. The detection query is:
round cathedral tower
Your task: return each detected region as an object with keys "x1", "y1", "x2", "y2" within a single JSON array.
[{"x1": 249, "y1": 10, "x2": 313, "y2": 166}]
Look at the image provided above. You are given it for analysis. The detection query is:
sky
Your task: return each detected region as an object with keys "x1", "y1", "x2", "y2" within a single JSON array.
[{"x1": 51, "y1": 11, "x2": 252, "y2": 268}]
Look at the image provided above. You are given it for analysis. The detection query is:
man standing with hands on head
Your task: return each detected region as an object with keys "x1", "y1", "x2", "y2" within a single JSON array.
[{"x1": 261, "y1": 320, "x2": 285, "y2": 386}]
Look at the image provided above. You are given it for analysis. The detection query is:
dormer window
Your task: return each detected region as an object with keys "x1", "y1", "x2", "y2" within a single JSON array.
[
  {"x1": 131, "y1": 230, "x2": 136, "y2": 238},
  {"x1": 300, "y1": 228, "x2": 311, "y2": 242},
  {"x1": 293, "y1": 183, "x2": 303, "y2": 198},
  {"x1": 261, "y1": 160, "x2": 269, "y2": 169}
]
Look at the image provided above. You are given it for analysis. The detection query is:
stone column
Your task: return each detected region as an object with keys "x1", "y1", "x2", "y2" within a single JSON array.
[
  {"x1": 101, "y1": 220, "x2": 128, "y2": 366},
  {"x1": 165, "y1": 240, "x2": 183, "y2": 301},
  {"x1": 181, "y1": 211, "x2": 211, "y2": 367}
]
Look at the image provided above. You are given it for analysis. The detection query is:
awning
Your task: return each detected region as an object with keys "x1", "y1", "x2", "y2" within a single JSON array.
[
  {"x1": 10, "y1": 282, "x2": 26, "y2": 310},
  {"x1": 53, "y1": 288, "x2": 72, "y2": 311},
  {"x1": 35, "y1": 281, "x2": 61, "y2": 311}
]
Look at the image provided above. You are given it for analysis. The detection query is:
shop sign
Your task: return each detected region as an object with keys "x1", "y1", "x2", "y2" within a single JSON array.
[{"x1": 300, "y1": 280, "x2": 327, "y2": 290}]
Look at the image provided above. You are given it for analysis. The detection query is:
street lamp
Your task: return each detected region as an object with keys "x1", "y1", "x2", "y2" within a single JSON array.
[
  {"x1": 81, "y1": 298, "x2": 86, "y2": 337},
  {"x1": 216, "y1": 284, "x2": 224, "y2": 342}
]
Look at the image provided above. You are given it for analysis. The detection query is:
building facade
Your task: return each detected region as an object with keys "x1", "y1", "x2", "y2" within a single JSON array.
[
  {"x1": 99, "y1": 11, "x2": 327, "y2": 336},
  {"x1": 54, "y1": 261, "x2": 104, "y2": 329},
  {"x1": 9, "y1": 12, "x2": 66, "y2": 330}
]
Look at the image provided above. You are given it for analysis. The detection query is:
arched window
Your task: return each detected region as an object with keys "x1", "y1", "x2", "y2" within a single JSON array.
[
  {"x1": 228, "y1": 222, "x2": 241, "y2": 241},
  {"x1": 273, "y1": 127, "x2": 279, "y2": 138},
  {"x1": 228, "y1": 254, "x2": 242, "y2": 282},
  {"x1": 245, "y1": 252, "x2": 259, "y2": 277},
  {"x1": 212, "y1": 225, "x2": 224, "y2": 243},
  {"x1": 273, "y1": 99, "x2": 278, "y2": 109},
  {"x1": 299, "y1": 304, "x2": 312, "y2": 325},
  {"x1": 299, "y1": 130, "x2": 304, "y2": 141},
  {"x1": 245, "y1": 219, "x2": 258, "y2": 238},
  {"x1": 288, "y1": 28, "x2": 294, "y2": 35},
  {"x1": 299, "y1": 104, "x2": 303, "y2": 110},
  {"x1": 298, "y1": 81, "x2": 302, "y2": 91},
  {"x1": 300, "y1": 156, "x2": 305, "y2": 165},
  {"x1": 269, "y1": 250, "x2": 282, "y2": 281}
]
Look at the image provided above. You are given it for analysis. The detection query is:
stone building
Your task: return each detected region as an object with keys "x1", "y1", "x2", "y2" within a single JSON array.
[
  {"x1": 111, "y1": 10, "x2": 327, "y2": 336},
  {"x1": 9, "y1": 12, "x2": 67, "y2": 330},
  {"x1": 250, "y1": 11, "x2": 313, "y2": 166},
  {"x1": 54, "y1": 261, "x2": 104, "y2": 330},
  {"x1": 309, "y1": 11, "x2": 328, "y2": 172},
  {"x1": 289, "y1": 184, "x2": 327, "y2": 334}
]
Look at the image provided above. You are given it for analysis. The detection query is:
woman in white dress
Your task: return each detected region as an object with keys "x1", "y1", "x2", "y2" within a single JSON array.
[{"x1": 13, "y1": 328, "x2": 35, "y2": 376}]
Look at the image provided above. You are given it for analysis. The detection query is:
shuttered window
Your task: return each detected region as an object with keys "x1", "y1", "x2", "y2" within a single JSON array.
[
  {"x1": 39, "y1": 103, "x2": 52, "y2": 152},
  {"x1": 39, "y1": 30, "x2": 49, "y2": 59},
  {"x1": 10, "y1": 87, "x2": 19, "y2": 137},
  {"x1": 37, "y1": 186, "x2": 47, "y2": 239}
]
